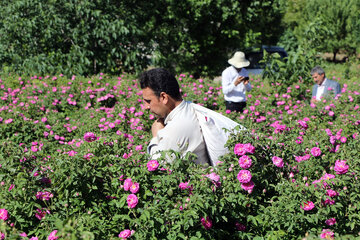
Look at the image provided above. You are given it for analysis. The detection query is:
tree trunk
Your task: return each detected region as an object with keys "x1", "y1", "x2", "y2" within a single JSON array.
[{"x1": 333, "y1": 51, "x2": 337, "y2": 62}]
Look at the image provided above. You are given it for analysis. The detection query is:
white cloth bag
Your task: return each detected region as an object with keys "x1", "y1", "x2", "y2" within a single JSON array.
[{"x1": 190, "y1": 102, "x2": 246, "y2": 166}]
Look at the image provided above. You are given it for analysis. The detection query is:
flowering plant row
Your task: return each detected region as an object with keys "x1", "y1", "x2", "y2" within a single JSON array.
[{"x1": 0, "y1": 68, "x2": 359, "y2": 239}]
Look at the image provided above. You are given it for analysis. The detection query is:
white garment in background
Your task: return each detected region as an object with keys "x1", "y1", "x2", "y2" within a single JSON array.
[
  {"x1": 221, "y1": 66, "x2": 252, "y2": 103},
  {"x1": 316, "y1": 78, "x2": 328, "y2": 100}
]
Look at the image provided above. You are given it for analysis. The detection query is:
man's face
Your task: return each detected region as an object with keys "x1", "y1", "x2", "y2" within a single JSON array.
[
  {"x1": 312, "y1": 72, "x2": 325, "y2": 85},
  {"x1": 142, "y1": 87, "x2": 168, "y2": 119}
]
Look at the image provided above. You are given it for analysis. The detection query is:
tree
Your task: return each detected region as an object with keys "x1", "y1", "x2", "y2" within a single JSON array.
[
  {"x1": 0, "y1": 0, "x2": 284, "y2": 76},
  {"x1": 281, "y1": 0, "x2": 360, "y2": 60},
  {"x1": 0, "y1": 0, "x2": 153, "y2": 76}
]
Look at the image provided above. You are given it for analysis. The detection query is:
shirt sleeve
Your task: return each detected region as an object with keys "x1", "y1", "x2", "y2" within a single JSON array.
[
  {"x1": 221, "y1": 69, "x2": 237, "y2": 95},
  {"x1": 147, "y1": 128, "x2": 188, "y2": 163},
  {"x1": 334, "y1": 83, "x2": 341, "y2": 96},
  {"x1": 245, "y1": 82, "x2": 252, "y2": 92}
]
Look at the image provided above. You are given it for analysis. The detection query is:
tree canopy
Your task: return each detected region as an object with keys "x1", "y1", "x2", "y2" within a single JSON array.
[{"x1": 0, "y1": 0, "x2": 284, "y2": 76}]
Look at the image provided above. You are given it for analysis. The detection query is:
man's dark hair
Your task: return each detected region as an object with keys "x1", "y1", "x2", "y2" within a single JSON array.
[{"x1": 139, "y1": 68, "x2": 182, "y2": 100}]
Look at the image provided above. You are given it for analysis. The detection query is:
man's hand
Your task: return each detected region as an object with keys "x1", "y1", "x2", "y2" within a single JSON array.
[
  {"x1": 234, "y1": 76, "x2": 249, "y2": 86},
  {"x1": 151, "y1": 118, "x2": 165, "y2": 137}
]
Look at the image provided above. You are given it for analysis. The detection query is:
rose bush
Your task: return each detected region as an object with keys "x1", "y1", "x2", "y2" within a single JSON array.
[{"x1": 0, "y1": 66, "x2": 359, "y2": 239}]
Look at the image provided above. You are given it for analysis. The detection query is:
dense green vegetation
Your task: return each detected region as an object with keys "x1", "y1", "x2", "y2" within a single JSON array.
[
  {"x1": 1, "y1": 0, "x2": 358, "y2": 77},
  {"x1": 0, "y1": 62, "x2": 359, "y2": 239}
]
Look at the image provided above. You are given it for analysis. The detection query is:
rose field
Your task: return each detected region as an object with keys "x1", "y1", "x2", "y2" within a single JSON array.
[{"x1": 0, "y1": 65, "x2": 360, "y2": 240}]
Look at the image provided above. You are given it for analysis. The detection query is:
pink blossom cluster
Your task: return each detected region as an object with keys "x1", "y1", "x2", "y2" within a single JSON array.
[
  {"x1": 205, "y1": 172, "x2": 221, "y2": 188},
  {"x1": 147, "y1": 160, "x2": 159, "y2": 171},
  {"x1": 36, "y1": 191, "x2": 53, "y2": 201},
  {"x1": 0, "y1": 209, "x2": 9, "y2": 220},
  {"x1": 126, "y1": 194, "x2": 138, "y2": 209},
  {"x1": 83, "y1": 132, "x2": 97, "y2": 142},
  {"x1": 118, "y1": 229, "x2": 135, "y2": 239},
  {"x1": 201, "y1": 216, "x2": 213, "y2": 230},
  {"x1": 35, "y1": 208, "x2": 51, "y2": 220},
  {"x1": 238, "y1": 155, "x2": 252, "y2": 169},
  {"x1": 300, "y1": 201, "x2": 315, "y2": 211},
  {"x1": 179, "y1": 181, "x2": 193, "y2": 192},
  {"x1": 272, "y1": 156, "x2": 284, "y2": 168},
  {"x1": 310, "y1": 147, "x2": 322, "y2": 157},
  {"x1": 234, "y1": 143, "x2": 255, "y2": 156},
  {"x1": 334, "y1": 160, "x2": 349, "y2": 174},
  {"x1": 320, "y1": 229, "x2": 334, "y2": 239},
  {"x1": 270, "y1": 121, "x2": 287, "y2": 133},
  {"x1": 48, "y1": 230, "x2": 59, "y2": 240},
  {"x1": 123, "y1": 178, "x2": 140, "y2": 194},
  {"x1": 295, "y1": 154, "x2": 311, "y2": 162}
]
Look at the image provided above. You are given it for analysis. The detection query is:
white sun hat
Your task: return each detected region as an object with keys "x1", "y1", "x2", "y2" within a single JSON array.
[{"x1": 228, "y1": 51, "x2": 250, "y2": 68}]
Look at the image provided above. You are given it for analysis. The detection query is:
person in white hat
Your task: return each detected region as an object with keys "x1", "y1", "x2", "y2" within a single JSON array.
[{"x1": 221, "y1": 51, "x2": 252, "y2": 112}]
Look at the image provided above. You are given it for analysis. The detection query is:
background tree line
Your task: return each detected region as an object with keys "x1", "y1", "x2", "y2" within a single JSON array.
[{"x1": 0, "y1": 0, "x2": 359, "y2": 77}]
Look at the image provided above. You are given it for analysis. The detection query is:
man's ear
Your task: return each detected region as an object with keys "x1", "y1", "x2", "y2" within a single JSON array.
[{"x1": 159, "y1": 92, "x2": 169, "y2": 104}]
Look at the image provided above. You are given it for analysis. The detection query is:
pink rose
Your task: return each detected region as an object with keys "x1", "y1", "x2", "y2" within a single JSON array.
[
  {"x1": 237, "y1": 170, "x2": 252, "y2": 183},
  {"x1": 311, "y1": 147, "x2": 322, "y2": 157},
  {"x1": 320, "y1": 229, "x2": 334, "y2": 239},
  {"x1": 323, "y1": 198, "x2": 335, "y2": 205},
  {"x1": 325, "y1": 218, "x2": 336, "y2": 226},
  {"x1": 47, "y1": 230, "x2": 59, "y2": 240},
  {"x1": 340, "y1": 136, "x2": 347, "y2": 143},
  {"x1": 243, "y1": 143, "x2": 255, "y2": 154},
  {"x1": 129, "y1": 182, "x2": 140, "y2": 194},
  {"x1": 127, "y1": 194, "x2": 138, "y2": 208},
  {"x1": 35, "y1": 208, "x2": 50, "y2": 220},
  {"x1": 235, "y1": 222, "x2": 246, "y2": 231},
  {"x1": 205, "y1": 173, "x2": 220, "y2": 183},
  {"x1": 272, "y1": 156, "x2": 284, "y2": 168},
  {"x1": 83, "y1": 132, "x2": 97, "y2": 142},
  {"x1": 241, "y1": 181, "x2": 255, "y2": 193},
  {"x1": 201, "y1": 216, "x2": 212, "y2": 230},
  {"x1": 147, "y1": 160, "x2": 159, "y2": 171},
  {"x1": 123, "y1": 178, "x2": 133, "y2": 191},
  {"x1": 36, "y1": 191, "x2": 53, "y2": 201},
  {"x1": 238, "y1": 155, "x2": 252, "y2": 169},
  {"x1": 234, "y1": 143, "x2": 246, "y2": 156},
  {"x1": 326, "y1": 189, "x2": 339, "y2": 197},
  {"x1": 300, "y1": 201, "x2": 315, "y2": 211},
  {"x1": 179, "y1": 182, "x2": 192, "y2": 190},
  {"x1": 0, "y1": 209, "x2": 9, "y2": 221},
  {"x1": 334, "y1": 160, "x2": 349, "y2": 174},
  {"x1": 118, "y1": 229, "x2": 132, "y2": 239}
]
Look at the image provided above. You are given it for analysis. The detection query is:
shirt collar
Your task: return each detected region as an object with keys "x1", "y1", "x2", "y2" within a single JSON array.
[
  {"x1": 319, "y1": 78, "x2": 328, "y2": 87},
  {"x1": 164, "y1": 100, "x2": 186, "y2": 125}
]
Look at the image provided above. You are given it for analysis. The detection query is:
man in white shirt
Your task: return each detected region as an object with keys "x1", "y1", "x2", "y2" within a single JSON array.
[
  {"x1": 221, "y1": 51, "x2": 252, "y2": 112},
  {"x1": 311, "y1": 66, "x2": 341, "y2": 104},
  {"x1": 139, "y1": 68, "x2": 210, "y2": 165}
]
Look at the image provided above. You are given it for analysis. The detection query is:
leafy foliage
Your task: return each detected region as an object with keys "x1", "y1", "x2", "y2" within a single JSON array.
[
  {"x1": 280, "y1": 0, "x2": 360, "y2": 59},
  {"x1": 0, "y1": 0, "x2": 284, "y2": 77},
  {"x1": 0, "y1": 64, "x2": 360, "y2": 239}
]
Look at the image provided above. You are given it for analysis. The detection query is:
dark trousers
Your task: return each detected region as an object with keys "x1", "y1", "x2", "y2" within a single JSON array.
[{"x1": 225, "y1": 101, "x2": 247, "y2": 113}]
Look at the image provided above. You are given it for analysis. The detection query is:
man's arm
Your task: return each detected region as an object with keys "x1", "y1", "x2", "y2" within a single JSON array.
[
  {"x1": 334, "y1": 82, "x2": 341, "y2": 96},
  {"x1": 222, "y1": 70, "x2": 239, "y2": 95}
]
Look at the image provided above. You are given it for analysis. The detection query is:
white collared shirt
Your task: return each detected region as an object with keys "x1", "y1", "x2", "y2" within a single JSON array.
[
  {"x1": 316, "y1": 78, "x2": 328, "y2": 100},
  {"x1": 221, "y1": 66, "x2": 252, "y2": 102},
  {"x1": 147, "y1": 101, "x2": 210, "y2": 165}
]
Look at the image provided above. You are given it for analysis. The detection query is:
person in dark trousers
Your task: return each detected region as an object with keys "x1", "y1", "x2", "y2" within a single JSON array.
[{"x1": 221, "y1": 51, "x2": 252, "y2": 112}]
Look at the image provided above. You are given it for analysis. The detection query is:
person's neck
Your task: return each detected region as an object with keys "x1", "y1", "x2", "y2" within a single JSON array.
[
  {"x1": 173, "y1": 99, "x2": 183, "y2": 108},
  {"x1": 319, "y1": 78, "x2": 326, "y2": 86}
]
